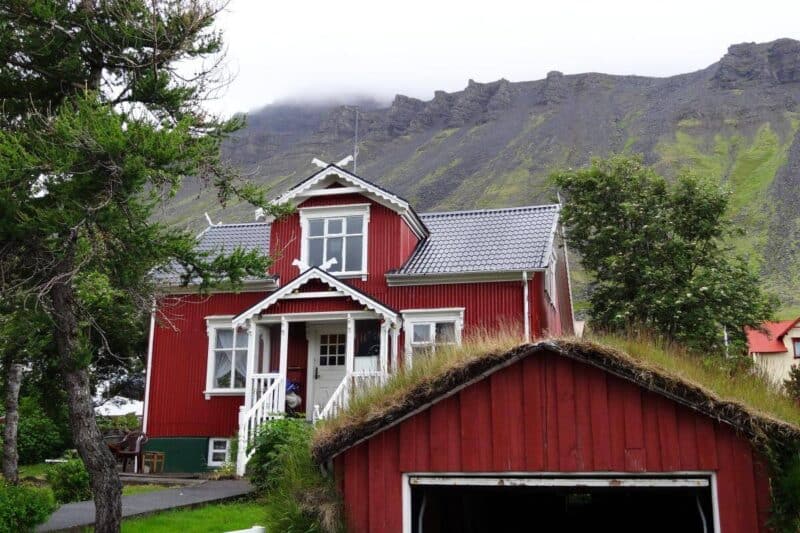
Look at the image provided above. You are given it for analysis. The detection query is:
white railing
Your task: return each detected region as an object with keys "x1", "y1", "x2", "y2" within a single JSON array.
[
  {"x1": 236, "y1": 374, "x2": 285, "y2": 476},
  {"x1": 313, "y1": 371, "x2": 386, "y2": 423},
  {"x1": 249, "y1": 373, "x2": 281, "y2": 409}
]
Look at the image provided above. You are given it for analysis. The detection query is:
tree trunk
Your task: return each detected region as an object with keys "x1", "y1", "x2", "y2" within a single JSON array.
[
  {"x1": 2, "y1": 358, "x2": 24, "y2": 483},
  {"x1": 51, "y1": 279, "x2": 122, "y2": 533}
]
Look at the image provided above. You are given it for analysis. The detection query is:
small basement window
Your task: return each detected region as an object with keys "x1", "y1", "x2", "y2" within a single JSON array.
[{"x1": 207, "y1": 438, "x2": 230, "y2": 467}]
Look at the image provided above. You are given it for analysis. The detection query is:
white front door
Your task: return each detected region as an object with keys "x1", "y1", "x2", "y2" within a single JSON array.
[{"x1": 308, "y1": 326, "x2": 347, "y2": 416}]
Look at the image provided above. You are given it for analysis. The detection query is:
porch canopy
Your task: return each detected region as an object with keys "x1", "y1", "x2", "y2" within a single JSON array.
[{"x1": 231, "y1": 267, "x2": 400, "y2": 408}]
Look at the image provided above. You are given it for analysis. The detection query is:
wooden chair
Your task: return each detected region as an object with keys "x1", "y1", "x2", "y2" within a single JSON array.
[{"x1": 108, "y1": 431, "x2": 148, "y2": 473}]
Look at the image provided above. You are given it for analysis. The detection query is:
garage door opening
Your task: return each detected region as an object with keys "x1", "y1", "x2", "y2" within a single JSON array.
[{"x1": 407, "y1": 475, "x2": 716, "y2": 533}]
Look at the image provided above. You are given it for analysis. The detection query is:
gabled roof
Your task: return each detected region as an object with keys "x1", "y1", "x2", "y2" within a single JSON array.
[
  {"x1": 390, "y1": 205, "x2": 560, "y2": 277},
  {"x1": 232, "y1": 267, "x2": 398, "y2": 326},
  {"x1": 746, "y1": 318, "x2": 800, "y2": 354},
  {"x1": 311, "y1": 339, "x2": 800, "y2": 463},
  {"x1": 153, "y1": 222, "x2": 274, "y2": 287},
  {"x1": 277, "y1": 164, "x2": 429, "y2": 239}
]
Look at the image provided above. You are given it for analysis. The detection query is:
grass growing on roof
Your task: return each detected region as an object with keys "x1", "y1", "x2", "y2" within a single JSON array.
[
  {"x1": 313, "y1": 327, "x2": 524, "y2": 449},
  {"x1": 589, "y1": 332, "x2": 800, "y2": 428}
]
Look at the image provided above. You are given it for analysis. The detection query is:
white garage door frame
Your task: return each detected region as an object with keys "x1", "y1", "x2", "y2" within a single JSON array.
[{"x1": 401, "y1": 471, "x2": 721, "y2": 533}]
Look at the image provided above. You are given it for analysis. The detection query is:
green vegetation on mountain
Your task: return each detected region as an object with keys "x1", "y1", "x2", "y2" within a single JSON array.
[{"x1": 166, "y1": 38, "x2": 800, "y2": 313}]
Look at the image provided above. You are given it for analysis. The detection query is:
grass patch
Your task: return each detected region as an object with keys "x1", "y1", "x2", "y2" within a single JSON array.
[
  {"x1": 314, "y1": 328, "x2": 523, "y2": 447},
  {"x1": 118, "y1": 501, "x2": 264, "y2": 533},
  {"x1": 121, "y1": 484, "x2": 172, "y2": 496},
  {"x1": 590, "y1": 332, "x2": 800, "y2": 428},
  {"x1": 19, "y1": 463, "x2": 51, "y2": 481},
  {"x1": 776, "y1": 306, "x2": 800, "y2": 321}
]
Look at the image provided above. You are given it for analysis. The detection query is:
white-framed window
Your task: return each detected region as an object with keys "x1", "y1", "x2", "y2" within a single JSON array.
[
  {"x1": 205, "y1": 317, "x2": 248, "y2": 398},
  {"x1": 207, "y1": 438, "x2": 231, "y2": 467},
  {"x1": 300, "y1": 204, "x2": 370, "y2": 276},
  {"x1": 402, "y1": 308, "x2": 464, "y2": 361}
]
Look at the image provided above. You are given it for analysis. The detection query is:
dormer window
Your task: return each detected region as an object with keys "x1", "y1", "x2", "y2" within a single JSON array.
[{"x1": 300, "y1": 204, "x2": 370, "y2": 276}]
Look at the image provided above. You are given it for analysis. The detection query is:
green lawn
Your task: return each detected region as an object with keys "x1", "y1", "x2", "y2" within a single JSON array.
[
  {"x1": 19, "y1": 462, "x2": 51, "y2": 480},
  {"x1": 121, "y1": 484, "x2": 172, "y2": 496},
  {"x1": 118, "y1": 501, "x2": 265, "y2": 533}
]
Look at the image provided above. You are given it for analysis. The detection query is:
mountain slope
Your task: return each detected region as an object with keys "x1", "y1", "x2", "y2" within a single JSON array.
[{"x1": 168, "y1": 38, "x2": 800, "y2": 310}]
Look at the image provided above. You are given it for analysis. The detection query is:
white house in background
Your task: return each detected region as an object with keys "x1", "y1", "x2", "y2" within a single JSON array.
[{"x1": 746, "y1": 317, "x2": 800, "y2": 383}]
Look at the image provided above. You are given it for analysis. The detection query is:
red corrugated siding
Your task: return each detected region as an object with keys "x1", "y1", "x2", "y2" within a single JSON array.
[
  {"x1": 334, "y1": 354, "x2": 770, "y2": 532},
  {"x1": 147, "y1": 293, "x2": 266, "y2": 437}
]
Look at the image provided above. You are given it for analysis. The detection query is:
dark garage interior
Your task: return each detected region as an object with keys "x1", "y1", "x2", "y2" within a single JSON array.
[{"x1": 411, "y1": 478, "x2": 715, "y2": 533}]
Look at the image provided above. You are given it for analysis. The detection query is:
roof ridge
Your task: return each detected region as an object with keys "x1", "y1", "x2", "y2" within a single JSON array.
[
  {"x1": 421, "y1": 204, "x2": 560, "y2": 217},
  {"x1": 206, "y1": 221, "x2": 272, "y2": 228}
]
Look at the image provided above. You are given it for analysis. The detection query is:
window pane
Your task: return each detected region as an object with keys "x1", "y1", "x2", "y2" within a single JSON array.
[
  {"x1": 346, "y1": 215, "x2": 363, "y2": 234},
  {"x1": 213, "y1": 440, "x2": 227, "y2": 450},
  {"x1": 309, "y1": 219, "x2": 324, "y2": 237},
  {"x1": 215, "y1": 329, "x2": 233, "y2": 349},
  {"x1": 327, "y1": 218, "x2": 343, "y2": 234},
  {"x1": 326, "y1": 237, "x2": 343, "y2": 271},
  {"x1": 212, "y1": 452, "x2": 226, "y2": 462},
  {"x1": 413, "y1": 324, "x2": 432, "y2": 343},
  {"x1": 436, "y1": 323, "x2": 456, "y2": 344},
  {"x1": 235, "y1": 327, "x2": 248, "y2": 348},
  {"x1": 794, "y1": 339, "x2": 800, "y2": 357},
  {"x1": 337, "y1": 356, "x2": 345, "y2": 365},
  {"x1": 345, "y1": 235, "x2": 363, "y2": 271},
  {"x1": 214, "y1": 351, "x2": 232, "y2": 388},
  {"x1": 308, "y1": 238, "x2": 324, "y2": 267},
  {"x1": 233, "y1": 350, "x2": 247, "y2": 388}
]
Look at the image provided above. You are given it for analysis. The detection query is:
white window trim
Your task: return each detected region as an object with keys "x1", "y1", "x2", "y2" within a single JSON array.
[
  {"x1": 544, "y1": 251, "x2": 557, "y2": 305},
  {"x1": 204, "y1": 317, "x2": 247, "y2": 400},
  {"x1": 207, "y1": 438, "x2": 231, "y2": 468},
  {"x1": 401, "y1": 308, "x2": 464, "y2": 365},
  {"x1": 299, "y1": 204, "x2": 370, "y2": 278}
]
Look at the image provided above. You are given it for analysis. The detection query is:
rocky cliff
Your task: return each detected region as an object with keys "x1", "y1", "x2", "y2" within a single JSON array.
[{"x1": 169, "y1": 39, "x2": 800, "y2": 310}]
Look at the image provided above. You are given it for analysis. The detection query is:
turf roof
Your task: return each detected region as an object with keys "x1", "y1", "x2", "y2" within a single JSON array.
[{"x1": 312, "y1": 337, "x2": 800, "y2": 464}]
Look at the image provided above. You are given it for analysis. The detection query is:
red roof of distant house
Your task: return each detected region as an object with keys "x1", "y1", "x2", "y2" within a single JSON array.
[{"x1": 746, "y1": 318, "x2": 800, "y2": 354}]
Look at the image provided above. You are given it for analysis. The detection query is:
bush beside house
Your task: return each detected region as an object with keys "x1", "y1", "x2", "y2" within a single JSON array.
[
  {"x1": 0, "y1": 482, "x2": 56, "y2": 532},
  {"x1": 248, "y1": 418, "x2": 343, "y2": 533}
]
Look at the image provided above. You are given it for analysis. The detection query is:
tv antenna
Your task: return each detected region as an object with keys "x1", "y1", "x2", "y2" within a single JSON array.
[{"x1": 353, "y1": 106, "x2": 360, "y2": 174}]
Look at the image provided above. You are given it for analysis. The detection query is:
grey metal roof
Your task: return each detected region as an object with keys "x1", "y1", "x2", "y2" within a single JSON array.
[
  {"x1": 396, "y1": 205, "x2": 560, "y2": 275},
  {"x1": 153, "y1": 222, "x2": 272, "y2": 285}
]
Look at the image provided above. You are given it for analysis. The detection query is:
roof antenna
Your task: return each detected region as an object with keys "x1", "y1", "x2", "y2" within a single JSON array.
[
  {"x1": 204, "y1": 212, "x2": 215, "y2": 226},
  {"x1": 353, "y1": 106, "x2": 359, "y2": 174}
]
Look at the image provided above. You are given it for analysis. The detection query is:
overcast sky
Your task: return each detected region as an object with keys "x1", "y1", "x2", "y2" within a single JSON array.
[{"x1": 208, "y1": 0, "x2": 800, "y2": 115}]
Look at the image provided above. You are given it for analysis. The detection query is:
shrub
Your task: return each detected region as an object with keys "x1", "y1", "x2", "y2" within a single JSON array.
[
  {"x1": 0, "y1": 482, "x2": 57, "y2": 532},
  {"x1": 46, "y1": 460, "x2": 91, "y2": 504},
  {"x1": 249, "y1": 418, "x2": 343, "y2": 533},
  {"x1": 96, "y1": 413, "x2": 140, "y2": 434},
  {"x1": 13, "y1": 401, "x2": 65, "y2": 464},
  {"x1": 249, "y1": 418, "x2": 313, "y2": 494},
  {"x1": 785, "y1": 365, "x2": 800, "y2": 403}
]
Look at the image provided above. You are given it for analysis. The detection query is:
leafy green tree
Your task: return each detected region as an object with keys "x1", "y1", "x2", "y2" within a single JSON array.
[
  {"x1": 553, "y1": 155, "x2": 776, "y2": 352},
  {"x1": 0, "y1": 2, "x2": 288, "y2": 530}
]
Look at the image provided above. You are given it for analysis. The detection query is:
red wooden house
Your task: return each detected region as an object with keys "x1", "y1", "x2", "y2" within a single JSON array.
[
  {"x1": 312, "y1": 340, "x2": 787, "y2": 533},
  {"x1": 143, "y1": 161, "x2": 574, "y2": 473}
]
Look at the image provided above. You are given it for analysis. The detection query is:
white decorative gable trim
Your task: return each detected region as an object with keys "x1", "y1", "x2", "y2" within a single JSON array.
[
  {"x1": 232, "y1": 267, "x2": 398, "y2": 327},
  {"x1": 277, "y1": 165, "x2": 428, "y2": 239}
]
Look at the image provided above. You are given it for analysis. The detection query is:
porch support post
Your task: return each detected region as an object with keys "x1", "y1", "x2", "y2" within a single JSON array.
[
  {"x1": 379, "y1": 321, "x2": 389, "y2": 376},
  {"x1": 244, "y1": 318, "x2": 257, "y2": 409},
  {"x1": 278, "y1": 316, "x2": 289, "y2": 412},
  {"x1": 390, "y1": 323, "x2": 400, "y2": 372},
  {"x1": 345, "y1": 313, "x2": 355, "y2": 374}
]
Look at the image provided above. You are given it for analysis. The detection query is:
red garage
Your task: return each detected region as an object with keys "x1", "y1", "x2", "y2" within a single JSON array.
[{"x1": 312, "y1": 340, "x2": 796, "y2": 532}]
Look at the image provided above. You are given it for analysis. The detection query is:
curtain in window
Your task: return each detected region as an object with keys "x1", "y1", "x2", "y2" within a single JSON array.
[
  {"x1": 215, "y1": 351, "x2": 232, "y2": 388},
  {"x1": 234, "y1": 351, "x2": 247, "y2": 388}
]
